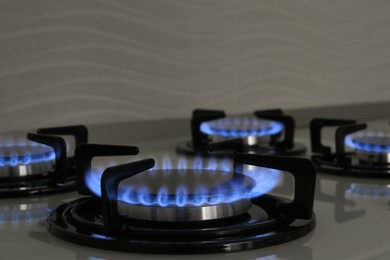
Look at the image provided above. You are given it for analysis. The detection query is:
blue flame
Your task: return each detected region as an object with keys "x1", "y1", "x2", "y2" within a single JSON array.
[
  {"x1": 193, "y1": 156, "x2": 203, "y2": 170},
  {"x1": 162, "y1": 156, "x2": 172, "y2": 170},
  {"x1": 219, "y1": 158, "x2": 231, "y2": 172},
  {"x1": 85, "y1": 156, "x2": 282, "y2": 208},
  {"x1": 138, "y1": 187, "x2": 153, "y2": 206},
  {"x1": 85, "y1": 168, "x2": 103, "y2": 197},
  {"x1": 193, "y1": 186, "x2": 207, "y2": 206},
  {"x1": 245, "y1": 167, "x2": 282, "y2": 198},
  {"x1": 89, "y1": 257, "x2": 107, "y2": 260},
  {"x1": 200, "y1": 116, "x2": 283, "y2": 138},
  {"x1": 91, "y1": 233, "x2": 115, "y2": 240},
  {"x1": 206, "y1": 157, "x2": 218, "y2": 170},
  {"x1": 345, "y1": 131, "x2": 390, "y2": 153},
  {"x1": 0, "y1": 139, "x2": 55, "y2": 167},
  {"x1": 157, "y1": 187, "x2": 169, "y2": 207},
  {"x1": 176, "y1": 186, "x2": 187, "y2": 207},
  {"x1": 178, "y1": 157, "x2": 187, "y2": 170}
]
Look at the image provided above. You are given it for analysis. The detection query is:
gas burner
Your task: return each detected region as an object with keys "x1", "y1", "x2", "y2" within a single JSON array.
[
  {"x1": 0, "y1": 142, "x2": 54, "y2": 178},
  {"x1": 48, "y1": 141, "x2": 316, "y2": 254},
  {"x1": 176, "y1": 109, "x2": 306, "y2": 157},
  {"x1": 92, "y1": 168, "x2": 256, "y2": 222},
  {"x1": 0, "y1": 125, "x2": 88, "y2": 197},
  {"x1": 310, "y1": 118, "x2": 390, "y2": 177},
  {"x1": 346, "y1": 131, "x2": 390, "y2": 164},
  {"x1": 200, "y1": 116, "x2": 283, "y2": 145}
]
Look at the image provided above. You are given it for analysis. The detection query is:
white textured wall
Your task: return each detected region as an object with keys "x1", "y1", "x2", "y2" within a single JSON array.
[{"x1": 1, "y1": 0, "x2": 390, "y2": 132}]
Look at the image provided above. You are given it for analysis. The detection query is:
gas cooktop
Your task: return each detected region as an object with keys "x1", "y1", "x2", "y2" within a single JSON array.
[{"x1": 1, "y1": 116, "x2": 390, "y2": 259}]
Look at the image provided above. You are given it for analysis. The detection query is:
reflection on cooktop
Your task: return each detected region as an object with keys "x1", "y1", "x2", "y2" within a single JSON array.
[
  {"x1": 29, "y1": 230, "x2": 313, "y2": 260},
  {"x1": 316, "y1": 174, "x2": 390, "y2": 223}
]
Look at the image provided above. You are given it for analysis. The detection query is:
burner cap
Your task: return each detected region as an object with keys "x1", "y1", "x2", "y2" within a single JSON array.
[
  {"x1": 116, "y1": 169, "x2": 255, "y2": 221},
  {"x1": 346, "y1": 131, "x2": 390, "y2": 164},
  {"x1": 200, "y1": 116, "x2": 283, "y2": 146},
  {"x1": 0, "y1": 144, "x2": 55, "y2": 178}
]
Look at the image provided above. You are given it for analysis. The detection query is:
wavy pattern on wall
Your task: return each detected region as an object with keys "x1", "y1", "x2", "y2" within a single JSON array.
[{"x1": 0, "y1": 0, "x2": 390, "y2": 131}]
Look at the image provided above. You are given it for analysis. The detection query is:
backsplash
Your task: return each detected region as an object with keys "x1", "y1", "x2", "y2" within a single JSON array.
[{"x1": 1, "y1": 0, "x2": 390, "y2": 132}]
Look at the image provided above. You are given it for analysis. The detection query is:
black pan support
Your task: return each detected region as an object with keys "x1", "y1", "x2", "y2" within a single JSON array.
[
  {"x1": 37, "y1": 125, "x2": 88, "y2": 147},
  {"x1": 254, "y1": 109, "x2": 294, "y2": 149},
  {"x1": 101, "y1": 159, "x2": 155, "y2": 235},
  {"x1": 310, "y1": 118, "x2": 356, "y2": 155},
  {"x1": 310, "y1": 118, "x2": 367, "y2": 165},
  {"x1": 26, "y1": 125, "x2": 89, "y2": 185},
  {"x1": 208, "y1": 138, "x2": 316, "y2": 219},
  {"x1": 74, "y1": 144, "x2": 140, "y2": 196},
  {"x1": 208, "y1": 138, "x2": 245, "y2": 174},
  {"x1": 27, "y1": 133, "x2": 67, "y2": 184},
  {"x1": 191, "y1": 109, "x2": 226, "y2": 151},
  {"x1": 335, "y1": 124, "x2": 367, "y2": 164},
  {"x1": 74, "y1": 143, "x2": 150, "y2": 235},
  {"x1": 234, "y1": 154, "x2": 316, "y2": 219}
]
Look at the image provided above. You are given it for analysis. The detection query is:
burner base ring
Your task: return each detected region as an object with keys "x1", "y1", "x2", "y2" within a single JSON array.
[
  {"x1": 0, "y1": 160, "x2": 54, "y2": 178},
  {"x1": 355, "y1": 150, "x2": 390, "y2": 165},
  {"x1": 207, "y1": 134, "x2": 270, "y2": 147},
  {"x1": 47, "y1": 195, "x2": 316, "y2": 254}
]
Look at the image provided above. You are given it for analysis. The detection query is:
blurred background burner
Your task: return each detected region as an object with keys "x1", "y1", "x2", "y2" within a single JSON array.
[
  {"x1": 345, "y1": 131, "x2": 390, "y2": 164},
  {"x1": 48, "y1": 143, "x2": 317, "y2": 254},
  {"x1": 176, "y1": 108, "x2": 306, "y2": 157},
  {"x1": 310, "y1": 118, "x2": 390, "y2": 177},
  {"x1": 0, "y1": 143, "x2": 55, "y2": 178},
  {"x1": 0, "y1": 125, "x2": 88, "y2": 197},
  {"x1": 200, "y1": 116, "x2": 283, "y2": 147}
]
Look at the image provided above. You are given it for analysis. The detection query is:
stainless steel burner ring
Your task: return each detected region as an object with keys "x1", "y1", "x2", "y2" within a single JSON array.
[
  {"x1": 355, "y1": 150, "x2": 390, "y2": 164},
  {"x1": 0, "y1": 160, "x2": 54, "y2": 178},
  {"x1": 350, "y1": 133, "x2": 390, "y2": 164},
  {"x1": 119, "y1": 198, "x2": 252, "y2": 222}
]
